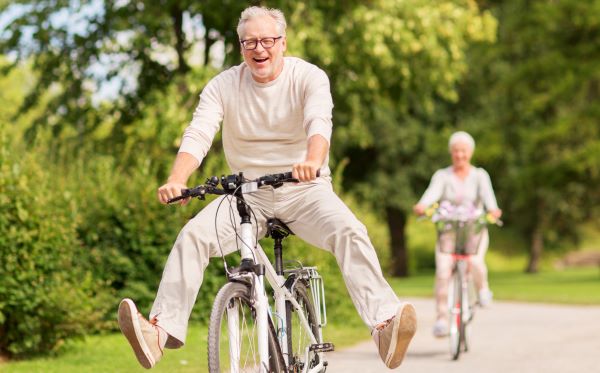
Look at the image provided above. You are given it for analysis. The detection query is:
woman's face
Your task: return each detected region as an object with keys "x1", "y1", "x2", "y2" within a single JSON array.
[{"x1": 450, "y1": 141, "x2": 473, "y2": 169}]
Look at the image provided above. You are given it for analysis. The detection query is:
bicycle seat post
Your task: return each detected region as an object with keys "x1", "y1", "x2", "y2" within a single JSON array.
[
  {"x1": 273, "y1": 235, "x2": 284, "y2": 276},
  {"x1": 266, "y1": 218, "x2": 293, "y2": 276}
]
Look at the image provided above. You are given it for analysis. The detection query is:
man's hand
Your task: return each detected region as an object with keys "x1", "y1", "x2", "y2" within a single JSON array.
[
  {"x1": 158, "y1": 181, "x2": 190, "y2": 205},
  {"x1": 294, "y1": 134, "x2": 328, "y2": 182},
  {"x1": 292, "y1": 160, "x2": 321, "y2": 182},
  {"x1": 158, "y1": 152, "x2": 200, "y2": 205}
]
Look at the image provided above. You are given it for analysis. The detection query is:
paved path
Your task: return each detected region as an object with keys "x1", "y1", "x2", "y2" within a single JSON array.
[{"x1": 325, "y1": 298, "x2": 600, "y2": 373}]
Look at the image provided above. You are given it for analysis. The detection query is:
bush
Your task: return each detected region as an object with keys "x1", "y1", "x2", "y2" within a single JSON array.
[
  {"x1": 0, "y1": 137, "x2": 110, "y2": 357},
  {"x1": 71, "y1": 152, "x2": 229, "y2": 323}
]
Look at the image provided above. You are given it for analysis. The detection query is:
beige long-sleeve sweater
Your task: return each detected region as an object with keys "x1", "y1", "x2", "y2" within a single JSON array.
[{"x1": 179, "y1": 57, "x2": 334, "y2": 179}]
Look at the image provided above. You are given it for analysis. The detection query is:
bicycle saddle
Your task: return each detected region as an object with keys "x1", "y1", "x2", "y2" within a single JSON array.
[{"x1": 266, "y1": 218, "x2": 294, "y2": 238}]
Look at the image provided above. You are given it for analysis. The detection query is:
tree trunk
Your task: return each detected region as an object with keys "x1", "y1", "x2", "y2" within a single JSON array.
[
  {"x1": 526, "y1": 224, "x2": 544, "y2": 273},
  {"x1": 386, "y1": 206, "x2": 409, "y2": 277},
  {"x1": 171, "y1": 5, "x2": 189, "y2": 74}
]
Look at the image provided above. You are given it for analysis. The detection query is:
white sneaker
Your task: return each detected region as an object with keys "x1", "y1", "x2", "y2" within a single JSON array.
[
  {"x1": 118, "y1": 298, "x2": 166, "y2": 369},
  {"x1": 372, "y1": 303, "x2": 417, "y2": 369},
  {"x1": 432, "y1": 318, "x2": 448, "y2": 338},
  {"x1": 479, "y1": 289, "x2": 493, "y2": 307}
]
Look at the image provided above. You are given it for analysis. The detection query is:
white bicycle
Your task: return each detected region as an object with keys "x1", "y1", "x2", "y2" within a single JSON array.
[{"x1": 168, "y1": 172, "x2": 333, "y2": 373}]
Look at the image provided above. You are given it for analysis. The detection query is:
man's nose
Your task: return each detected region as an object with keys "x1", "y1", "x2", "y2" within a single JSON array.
[{"x1": 254, "y1": 42, "x2": 266, "y2": 52}]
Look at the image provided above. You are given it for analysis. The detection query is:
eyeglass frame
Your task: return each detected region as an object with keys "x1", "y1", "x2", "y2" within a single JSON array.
[{"x1": 239, "y1": 36, "x2": 284, "y2": 51}]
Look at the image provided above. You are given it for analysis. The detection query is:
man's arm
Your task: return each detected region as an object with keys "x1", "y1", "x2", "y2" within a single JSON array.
[
  {"x1": 292, "y1": 134, "x2": 329, "y2": 182},
  {"x1": 157, "y1": 152, "x2": 200, "y2": 205}
]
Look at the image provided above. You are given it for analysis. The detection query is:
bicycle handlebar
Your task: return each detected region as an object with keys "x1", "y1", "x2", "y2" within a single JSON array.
[{"x1": 167, "y1": 170, "x2": 320, "y2": 204}]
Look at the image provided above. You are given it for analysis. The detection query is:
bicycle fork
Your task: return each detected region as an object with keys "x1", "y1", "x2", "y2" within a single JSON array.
[{"x1": 234, "y1": 205, "x2": 270, "y2": 372}]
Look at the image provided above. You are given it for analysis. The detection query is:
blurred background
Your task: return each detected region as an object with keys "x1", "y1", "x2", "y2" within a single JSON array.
[{"x1": 0, "y1": 0, "x2": 598, "y2": 371}]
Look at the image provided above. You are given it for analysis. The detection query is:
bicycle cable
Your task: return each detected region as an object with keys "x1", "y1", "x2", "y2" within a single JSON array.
[{"x1": 213, "y1": 183, "x2": 262, "y2": 275}]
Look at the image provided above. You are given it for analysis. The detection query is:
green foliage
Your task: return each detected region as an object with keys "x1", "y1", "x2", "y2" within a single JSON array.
[
  {"x1": 68, "y1": 154, "x2": 227, "y2": 323},
  {"x1": 0, "y1": 134, "x2": 110, "y2": 357},
  {"x1": 0, "y1": 0, "x2": 248, "y2": 148},
  {"x1": 457, "y1": 0, "x2": 600, "y2": 268},
  {"x1": 326, "y1": 0, "x2": 497, "y2": 210}
]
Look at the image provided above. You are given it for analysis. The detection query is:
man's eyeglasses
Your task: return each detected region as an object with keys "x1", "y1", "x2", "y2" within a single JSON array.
[{"x1": 240, "y1": 36, "x2": 283, "y2": 51}]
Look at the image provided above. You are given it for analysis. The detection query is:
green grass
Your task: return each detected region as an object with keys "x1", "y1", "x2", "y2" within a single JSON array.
[
  {"x1": 389, "y1": 267, "x2": 600, "y2": 305},
  {"x1": 3, "y1": 222, "x2": 599, "y2": 372},
  {"x1": 4, "y1": 265, "x2": 598, "y2": 373},
  {"x1": 0, "y1": 319, "x2": 367, "y2": 373},
  {"x1": 0, "y1": 325, "x2": 209, "y2": 373}
]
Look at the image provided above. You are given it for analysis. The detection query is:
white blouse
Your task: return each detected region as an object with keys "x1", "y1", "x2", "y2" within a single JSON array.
[{"x1": 418, "y1": 166, "x2": 499, "y2": 211}]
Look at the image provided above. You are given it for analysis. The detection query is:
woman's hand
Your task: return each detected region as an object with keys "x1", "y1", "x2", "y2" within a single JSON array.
[
  {"x1": 413, "y1": 204, "x2": 426, "y2": 216},
  {"x1": 489, "y1": 208, "x2": 502, "y2": 219}
]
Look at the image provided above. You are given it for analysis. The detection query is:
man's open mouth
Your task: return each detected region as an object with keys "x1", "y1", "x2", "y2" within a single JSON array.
[{"x1": 253, "y1": 57, "x2": 269, "y2": 63}]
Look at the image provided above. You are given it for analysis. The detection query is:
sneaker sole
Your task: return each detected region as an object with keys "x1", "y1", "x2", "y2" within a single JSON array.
[
  {"x1": 386, "y1": 303, "x2": 417, "y2": 369},
  {"x1": 118, "y1": 299, "x2": 155, "y2": 369}
]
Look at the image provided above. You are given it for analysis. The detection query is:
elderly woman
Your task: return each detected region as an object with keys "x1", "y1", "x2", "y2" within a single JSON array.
[{"x1": 413, "y1": 131, "x2": 502, "y2": 338}]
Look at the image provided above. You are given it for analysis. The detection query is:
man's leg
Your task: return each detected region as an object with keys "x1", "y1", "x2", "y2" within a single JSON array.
[
  {"x1": 119, "y1": 193, "x2": 270, "y2": 368},
  {"x1": 275, "y1": 178, "x2": 416, "y2": 368}
]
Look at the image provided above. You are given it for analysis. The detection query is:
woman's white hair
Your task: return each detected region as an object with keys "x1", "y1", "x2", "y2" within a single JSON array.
[
  {"x1": 448, "y1": 131, "x2": 475, "y2": 152},
  {"x1": 237, "y1": 6, "x2": 287, "y2": 40}
]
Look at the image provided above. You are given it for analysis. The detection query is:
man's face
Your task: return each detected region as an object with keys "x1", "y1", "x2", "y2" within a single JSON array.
[{"x1": 240, "y1": 16, "x2": 286, "y2": 83}]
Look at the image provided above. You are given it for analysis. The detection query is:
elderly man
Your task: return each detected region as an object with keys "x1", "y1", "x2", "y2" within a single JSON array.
[{"x1": 118, "y1": 6, "x2": 416, "y2": 370}]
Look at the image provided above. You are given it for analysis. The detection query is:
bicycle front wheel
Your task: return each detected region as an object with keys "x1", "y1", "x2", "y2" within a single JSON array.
[
  {"x1": 286, "y1": 280, "x2": 321, "y2": 372},
  {"x1": 208, "y1": 282, "x2": 285, "y2": 373},
  {"x1": 448, "y1": 270, "x2": 463, "y2": 360}
]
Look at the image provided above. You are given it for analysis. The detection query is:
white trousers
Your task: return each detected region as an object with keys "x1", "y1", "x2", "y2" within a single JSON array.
[
  {"x1": 434, "y1": 230, "x2": 490, "y2": 321},
  {"x1": 150, "y1": 177, "x2": 401, "y2": 347}
]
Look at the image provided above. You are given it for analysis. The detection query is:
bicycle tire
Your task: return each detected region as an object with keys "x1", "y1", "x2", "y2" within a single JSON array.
[
  {"x1": 449, "y1": 270, "x2": 463, "y2": 360},
  {"x1": 208, "y1": 282, "x2": 285, "y2": 373},
  {"x1": 286, "y1": 280, "x2": 321, "y2": 372},
  {"x1": 463, "y1": 278, "x2": 477, "y2": 353}
]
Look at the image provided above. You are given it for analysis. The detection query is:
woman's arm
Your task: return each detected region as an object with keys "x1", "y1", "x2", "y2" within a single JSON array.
[
  {"x1": 478, "y1": 168, "x2": 502, "y2": 218},
  {"x1": 414, "y1": 169, "x2": 445, "y2": 214}
]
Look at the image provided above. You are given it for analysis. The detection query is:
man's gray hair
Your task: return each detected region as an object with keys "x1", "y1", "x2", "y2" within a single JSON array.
[
  {"x1": 237, "y1": 6, "x2": 287, "y2": 40},
  {"x1": 448, "y1": 131, "x2": 476, "y2": 152}
]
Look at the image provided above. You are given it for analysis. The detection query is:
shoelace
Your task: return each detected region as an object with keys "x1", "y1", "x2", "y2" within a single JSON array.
[
  {"x1": 375, "y1": 315, "x2": 395, "y2": 332},
  {"x1": 147, "y1": 314, "x2": 165, "y2": 354}
]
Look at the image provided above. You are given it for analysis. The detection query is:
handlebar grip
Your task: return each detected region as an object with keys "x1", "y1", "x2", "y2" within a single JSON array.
[
  {"x1": 167, "y1": 188, "x2": 192, "y2": 204},
  {"x1": 283, "y1": 169, "x2": 321, "y2": 179},
  {"x1": 167, "y1": 195, "x2": 186, "y2": 204}
]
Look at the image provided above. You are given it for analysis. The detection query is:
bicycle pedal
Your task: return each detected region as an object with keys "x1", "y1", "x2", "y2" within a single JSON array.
[{"x1": 309, "y1": 342, "x2": 334, "y2": 352}]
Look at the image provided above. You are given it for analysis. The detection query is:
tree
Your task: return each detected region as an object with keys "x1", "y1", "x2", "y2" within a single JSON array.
[
  {"x1": 318, "y1": 0, "x2": 497, "y2": 276},
  {"x1": 459, "y1": 0, "x2": 600, "y2": 272},
  {"x1": 0, "y1": 0, "x2": 255, "y2": 151}
]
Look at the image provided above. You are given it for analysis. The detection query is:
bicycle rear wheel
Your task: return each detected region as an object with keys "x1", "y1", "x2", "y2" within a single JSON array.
[
  {"x1": 208, "y1": 282, "x2": 285, "y2": 373},
  {"x1": 448, "y1": 270, "x2": 463, "y2": 360},
  {"x1": 285, "y1": 280, "x2": 321, "y2": 372}
]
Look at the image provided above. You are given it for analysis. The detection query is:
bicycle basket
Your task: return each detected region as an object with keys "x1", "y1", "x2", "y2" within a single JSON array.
[{"x1": 437, "y1": 220, "x2": 484, "y2": 255}]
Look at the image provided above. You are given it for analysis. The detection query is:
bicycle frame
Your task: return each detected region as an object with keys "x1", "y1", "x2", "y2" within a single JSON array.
[
  {"x1": 170, "y1": 172, "x2": 329, "y2": 373},
  {"x1": 227, "y1": 192, "x2": 327, "y2": 373},
  {"x1": 449, "y1": 254, "x2": 473, "y2": 322}
]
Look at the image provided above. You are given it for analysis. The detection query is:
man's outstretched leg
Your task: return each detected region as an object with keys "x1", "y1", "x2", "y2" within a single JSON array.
[
  {"x1": 278, "y1": 179, "x2": 417, "y2": 369},
  {"x1": 117, "y1": 194, "x2": 251, "y2": 368}
]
